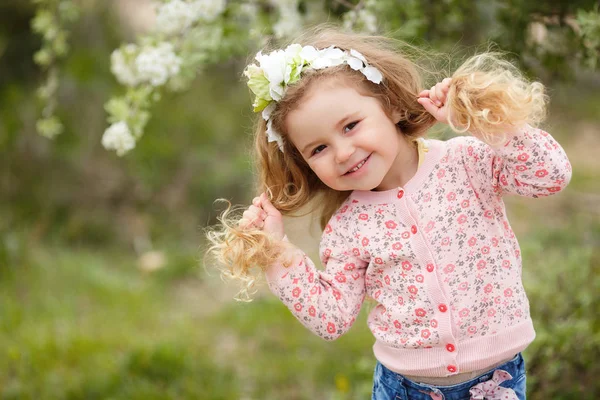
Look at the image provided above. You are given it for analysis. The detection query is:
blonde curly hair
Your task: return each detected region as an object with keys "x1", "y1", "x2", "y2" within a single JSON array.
[{"x1": 205, "y1": 26, "x2": 547, "y2": 301}]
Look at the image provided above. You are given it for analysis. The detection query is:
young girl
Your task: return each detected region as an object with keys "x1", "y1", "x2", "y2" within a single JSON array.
[{"x1": 206, "y1": 27, "x2": 571, "y2": 399}]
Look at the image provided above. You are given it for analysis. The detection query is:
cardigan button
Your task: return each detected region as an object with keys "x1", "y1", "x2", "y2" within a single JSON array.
[
  {"x1": 411, "y1": 225, "x2": 417, "y2": 234},
  {"x1": 446, "y1": 343, "x2": 455, "y2": 352},
  {"x1": 438, "y1": 304, "x2": 448, "y2": 313},
  {"x1": 426, "y1": 264, "x2": 434, "y2": 272},
  {"x1": 447, "y1": 365, "x2": 457, "y2": 373},
  {"x1": 397, "y1": 189, "x2": 404, "y2": 199}
]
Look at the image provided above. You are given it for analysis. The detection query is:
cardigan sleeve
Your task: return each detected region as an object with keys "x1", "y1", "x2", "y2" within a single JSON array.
[
  {"x1": 265, "y1": 213, "x2": 368, "y2": 341},
  {"x1": 457, "y1": 125, "x2": 572, "y2": 198}
]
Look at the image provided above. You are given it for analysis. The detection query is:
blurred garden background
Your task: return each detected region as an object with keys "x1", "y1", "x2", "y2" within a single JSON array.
[{"x1": 0, "y1": 0, "x2": 599, "y2": 399}]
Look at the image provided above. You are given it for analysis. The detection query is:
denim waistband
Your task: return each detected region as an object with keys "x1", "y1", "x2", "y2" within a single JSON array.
[{"x1": 376, "y1": 353, "x2": 524, "y2": 393}]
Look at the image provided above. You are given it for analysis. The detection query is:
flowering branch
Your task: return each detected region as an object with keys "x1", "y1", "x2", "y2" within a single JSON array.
[
  {"x1": 31, "y1": 0, "x2": 80, "y2": 139},
  {"x1": 575, "y1": 5, "x2": 600, "y2": 69},
  {"x1": 103, "y1": 0, "x2": 227, "y2": 156}
]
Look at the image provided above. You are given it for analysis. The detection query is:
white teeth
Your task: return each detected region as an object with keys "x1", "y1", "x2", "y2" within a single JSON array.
[{"x1": 348, "y1": 158, "x2": 367, "y2": 173}]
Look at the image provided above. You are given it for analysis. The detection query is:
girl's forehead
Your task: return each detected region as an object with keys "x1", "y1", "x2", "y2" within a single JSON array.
[
  {"x1": 290, "y1": 85, "x2": 364, "y2": 124},
  {"x1": 296, "y1": 80, "x2": 371, "y2": 115}
]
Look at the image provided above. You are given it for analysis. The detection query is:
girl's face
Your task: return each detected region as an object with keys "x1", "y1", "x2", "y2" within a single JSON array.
[{"x1": 285, "y1": 81, "x2": 419, "y2": 192}]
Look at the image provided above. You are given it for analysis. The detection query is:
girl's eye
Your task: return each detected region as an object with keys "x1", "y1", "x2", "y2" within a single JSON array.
[
  {"x1": 312, "y1": 145, "x2": 326, "y2": 155},
  {"x1": 344, "y1": 121, "x2": 359, "y2": 133}
]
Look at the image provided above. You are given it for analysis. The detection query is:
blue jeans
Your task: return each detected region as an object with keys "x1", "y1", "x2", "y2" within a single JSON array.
[{"x1": 372, "y1": 353, "x2": 526, "y2": 400}]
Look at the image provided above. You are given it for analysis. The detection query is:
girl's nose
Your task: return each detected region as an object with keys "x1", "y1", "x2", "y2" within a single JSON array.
[{"x1": 335, "y1": 142, "x2": 355, "y2": 164}]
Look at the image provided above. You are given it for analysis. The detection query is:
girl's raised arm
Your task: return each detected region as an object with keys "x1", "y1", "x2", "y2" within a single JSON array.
[
  {"x1": 264, "y1": 200, "x2": 369, "y2": 341},
  {"x1": 457, "y1": 125, "x2": 572, "y2": 198}
]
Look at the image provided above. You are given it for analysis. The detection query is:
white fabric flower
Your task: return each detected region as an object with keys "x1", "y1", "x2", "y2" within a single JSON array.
[
  {"x1": 155, "y1": 0, "x2": 196, "y2": 35},
  {"x1": 192, "y1": 0, "x2": 226, "y2": 22},
  {"x1": 256, "y1": 50, "x2": 291, "y2": 101},
  {"x1": 110, "y1": 44, "x2": 141, "y2": 86},
  {"x1": 346, "y1": 55, "x2": 364, "y2": 71},
  {"x1": 299, "y1": 45, "x2": 319, "y2": 63},
  {"x1": 102, "y1": 121, "x2": 136, "y2": 156},
  {"x1": 350, "y1": 49, "x2": 367, "y2": 63},
  {"x1": 262, "y1": 102, "x2": 276, "y2": 121},
  {"x1": 311, "y1": 47, "x2": 346, "y2": 69},
  {"x1": 135, "y1": 42, "x2": 182, "y2": 86},
  {"x1": 284, "y1": 44, "x2": 303, "y2": 61},
  {"x1": 361, "y1": 65, "x2": 383, "y2": 84},
  {"x1": 266, "y1": 119, "x2": 284, "y2": 151}
]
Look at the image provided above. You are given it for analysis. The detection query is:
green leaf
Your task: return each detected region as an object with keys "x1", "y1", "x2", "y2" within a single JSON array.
[
  {"x1": 104, "y1": 97, "x2": 131, "y2": 123},
  {"x1": 33, "y1": 49, "x2": 53, "y2": 67},
  {"x1": 36, "y1": 116, "x2": 64, "y2": 138},
  {"x1": 252, "y1": 97, "x2": 271, "y2": 113},
  {"x1": 31, "y1": 10, "x2": 54, "y2": 35}
]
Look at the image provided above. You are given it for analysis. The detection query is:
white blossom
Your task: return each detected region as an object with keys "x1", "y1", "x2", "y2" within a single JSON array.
[
  {"x1": 110, "y1": 44, "x2": 141, "y2": 86},
  {"x1": 102, "y1": 121, "x2": 136, "y2": 156},
  {"x1": 239, "y1": 2, "x2": 258, "y2": 17},
  {"x1": 155, "y1": 0, "x2": 196, "y2": 35},
  {"x1": 273, "y1": 6, "x2": 302, "y2": 39},
  {"x1": 135, "y1": 42, "x2": 182, "y2": 86},
  {"x1": 193, "y1": 25, "x2": 223, "y2": 52},
  {"x1": 192, "y1": 0, "x2": 226, "y2": 22},
  {"x1": 343, "y1": 8, "x2": 378, "y2": 34}
]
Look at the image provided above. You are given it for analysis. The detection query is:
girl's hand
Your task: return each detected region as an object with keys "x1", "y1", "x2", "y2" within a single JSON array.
[
  {"x1": 239, "y1": 192, "x2": 285, "y2": 241},
  {"x1": 417, "y1": 78, "x2": 452, "y2": 124}
]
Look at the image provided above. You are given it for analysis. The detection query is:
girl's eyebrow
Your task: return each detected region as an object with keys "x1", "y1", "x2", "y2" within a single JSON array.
[
  {"x1": 301, "y1": 137, "x2": 326, "y2": 156},
  {"x1": 336, "y1": 112, "x2": 359, "y2": 130},
  {"x1": 301, "y1": 140, "x2": 318, "y2": 155}
]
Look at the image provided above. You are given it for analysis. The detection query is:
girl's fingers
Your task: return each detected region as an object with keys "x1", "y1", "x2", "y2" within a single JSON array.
[
  {"x1": 420, "y1": 79, "x2": 451, "y2": 105},
  {"x1": 259, "y1": 192, "x2": 281, "y2": 217},
  {"x1": 435, "y1": 83, "x2": 445, "y2": 103},
  {"x1": 244, "y1": 205, "x2": 263, "y2": 218},
  {"x1": 239, "y1": 193, "x2": 281, "y2": 230},
  {"x1": 241, "y1": 207, "x2": 266, "y2": 228},
  {"x1": 439, "y1": 78, "x2": 451, "y2": 100},
  {"x1": 252, "y1": 205, "x2": 267, "y2": 219},
  {"x1": 430, "y1": 85, "x2": 442, "y2": 107},
  {"x1": 417, "y1": 97, "x2": 439, "y2": 117},
  {"x1": 429, "y1": 85, "x2": 437, "y2": 101}
]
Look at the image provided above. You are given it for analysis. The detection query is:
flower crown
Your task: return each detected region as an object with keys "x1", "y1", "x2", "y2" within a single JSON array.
[{"x1": 243, "y1": 44, "x2": 384, "y2": 151}]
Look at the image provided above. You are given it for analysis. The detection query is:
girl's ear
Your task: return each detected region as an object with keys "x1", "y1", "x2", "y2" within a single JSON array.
[{"x1": 391, "y1": 108, "x2": 403, "y2": 124}]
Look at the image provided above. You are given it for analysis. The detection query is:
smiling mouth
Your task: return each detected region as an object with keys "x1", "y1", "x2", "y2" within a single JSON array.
[{"x1": 344, "y1": 155, "x2": 371, "y2": 175}]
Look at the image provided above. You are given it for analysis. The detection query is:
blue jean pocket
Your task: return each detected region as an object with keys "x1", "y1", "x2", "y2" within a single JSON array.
[
  {"x1": 371, "y1": 363, "x2": 408, "y2": 400},
  {"x1": 501, "y1": 371, "x2": 526, "y2": 399}
]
